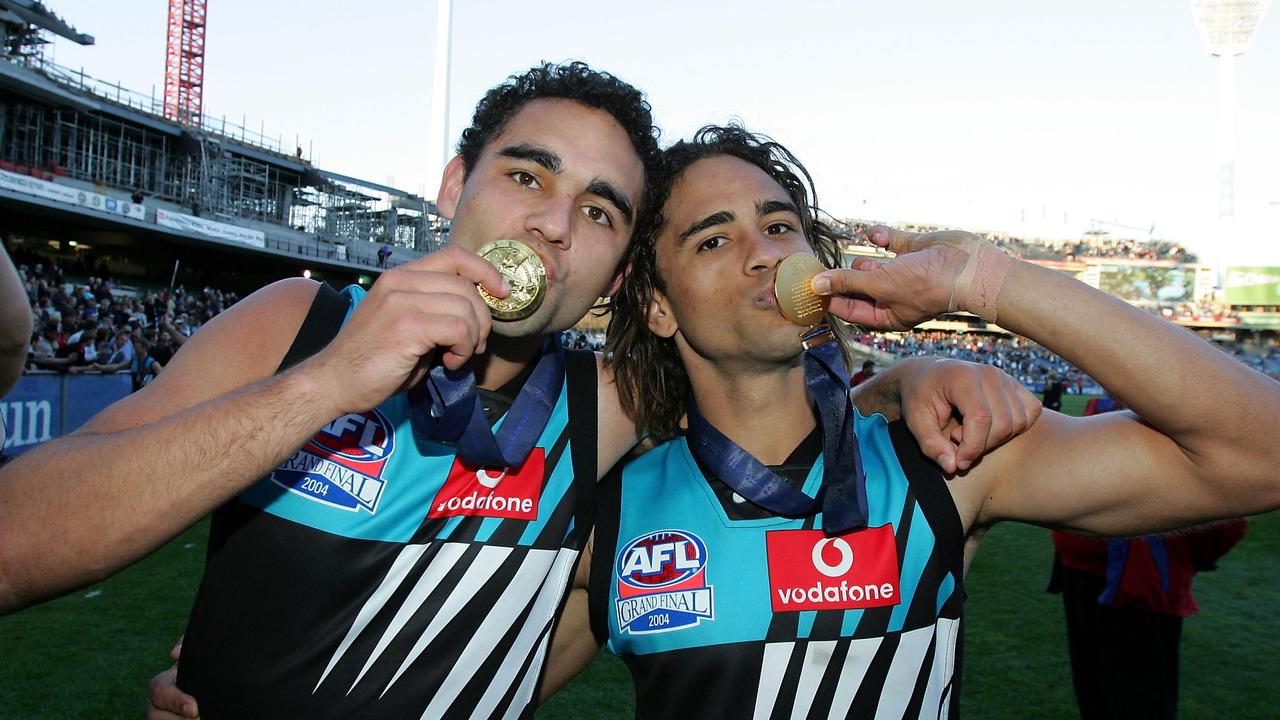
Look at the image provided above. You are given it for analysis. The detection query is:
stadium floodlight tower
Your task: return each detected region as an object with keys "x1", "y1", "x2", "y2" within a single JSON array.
[
  {"x1": 425, "y1": 0, "x2": 453, "y2": 204},
  {"x1": 1191, "y1": 0, "x2": 1272, "y2": 286}
]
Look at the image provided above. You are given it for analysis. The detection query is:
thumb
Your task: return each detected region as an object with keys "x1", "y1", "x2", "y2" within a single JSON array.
[{"x1": 811, "y1": 267, "x2": 879, "y2": 298}]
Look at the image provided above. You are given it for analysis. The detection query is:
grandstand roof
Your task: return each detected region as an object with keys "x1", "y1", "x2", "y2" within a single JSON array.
[{"x1": 0, "y1": 0, "x2": 92, "y2": 45}]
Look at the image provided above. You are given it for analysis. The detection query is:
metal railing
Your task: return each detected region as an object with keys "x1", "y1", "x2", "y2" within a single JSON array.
[{"x1": 15, "y1": 55, "x2": 305, "y2": 158}]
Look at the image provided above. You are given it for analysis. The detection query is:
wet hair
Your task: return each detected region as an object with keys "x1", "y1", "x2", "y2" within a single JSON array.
[
  {"x1": 606, "y1": 124, "x2": 852, "y2": 440},
  {"x1": 456, "y1": 61, "x2": 662, "y2": 196}
]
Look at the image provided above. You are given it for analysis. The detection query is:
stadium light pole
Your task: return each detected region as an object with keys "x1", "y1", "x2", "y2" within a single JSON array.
[
  {"x1": 1191, "y1": 0, "x2": 1272, "y2": 288},
  {"x1": 425, "y1": 0, "x2": 453, "y2": 204}
]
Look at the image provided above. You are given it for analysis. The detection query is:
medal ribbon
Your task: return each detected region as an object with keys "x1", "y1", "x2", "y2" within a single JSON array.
[
  {"x1": 686, "y1": 330, "x2": 869, "y2": 534},
  {"x1": 408, "y1": 339, "x2": 565, "y2": 467}
]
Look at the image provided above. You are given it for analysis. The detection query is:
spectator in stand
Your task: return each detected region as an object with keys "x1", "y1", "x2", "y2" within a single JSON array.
[
  {"x1": 1043, "y1": 373, "x2": 1066, "y2": 411},
  {"x1": 131, "y1": 339, "x2": 163, "y2": 389},
  {"x1": 377, "y1": 243, "x2": 392, "y2": 268},
  {"x1": 97, "y1": 330, "x2": 136, "y2": 370},
  {"x1": 29, "y1": 326, "x2": 57, "y2": 359},
  {"x1": 1050, "y1": 395, "x2": 1248, "y2": 719},
  {"x1": 852, "y1": 359, "x2": 876, "y2": 386},
  {"x1": 149, "y1": 329, "x2": 177, "y2": 367}
]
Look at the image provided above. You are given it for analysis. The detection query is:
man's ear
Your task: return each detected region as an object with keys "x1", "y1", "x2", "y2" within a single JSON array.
[
  {"x1": 435, "y1": 155, "x2": 466, "y2": 219},
  {"x1": 646, "y1": 288, "x2": 678, "y2": 338}
]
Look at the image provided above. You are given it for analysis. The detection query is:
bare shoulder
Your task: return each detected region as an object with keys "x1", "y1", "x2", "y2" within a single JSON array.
[{"x1": 78, "y1": 278, "x2": 323, "y2": 435}]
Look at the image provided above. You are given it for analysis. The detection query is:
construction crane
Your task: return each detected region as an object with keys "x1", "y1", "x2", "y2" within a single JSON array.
[{"x1": 163, "y1": 0, "x2": 207, "y2": 126}]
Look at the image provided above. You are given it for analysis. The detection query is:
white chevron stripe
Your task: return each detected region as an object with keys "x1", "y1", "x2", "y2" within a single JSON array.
[
  {"x1": 467, "y1": 549, "x2": 578, "y2": 720},
  {"x1": 827, "y1": 635, "x2": 883, "y2": 720},
  {"x1": 501, "y1": 618, "x2": 554, "y2": 720},
  {"x1": 753, "y1": 642, "x2": 794, "y2": 720},
  {"x1": 344, "y1": 541, "x2": 470, "y2": 692},
  {"x1": 314, "y1": 542, "x2": 431, "y2": 691},
  {"x1": 373, "y1": 544, "x2": 513, "y2": 696},
  {"x1": 413, "y1": 547, "x2": 560, "y2": 714},
  {"x1": 874, "y1": 624, "x2": 936, "y2": 720},
  {"x1": 920, "y1": 619, "x2": 960, "y2": 720},
  {"x1": 790, "y1": 640, "x2": 837, "y2": 720}
]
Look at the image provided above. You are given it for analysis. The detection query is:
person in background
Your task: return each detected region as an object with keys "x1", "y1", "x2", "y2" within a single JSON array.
[
  {"x1": 1050, "y1": 394, "x2": 1247, "y2": 720},
  {"x1": 1042, "y1": 373, "x2": 1065, "y2": 411},
  {"x1": 852, "y1": 359, "x2": 876, "y2": 386}
]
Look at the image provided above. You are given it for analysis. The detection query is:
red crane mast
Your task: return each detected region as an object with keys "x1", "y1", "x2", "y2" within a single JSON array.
[{"x1": 163, "y1": 0, "x2": 207, "y2": 125}]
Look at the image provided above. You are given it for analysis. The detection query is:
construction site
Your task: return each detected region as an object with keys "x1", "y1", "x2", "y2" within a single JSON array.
[{"x1": 0, "y1": 0, "x2": 447, "y2": 291}]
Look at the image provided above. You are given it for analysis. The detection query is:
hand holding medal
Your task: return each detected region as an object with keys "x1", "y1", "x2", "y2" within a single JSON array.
[
  {"x1": 407, "y1": 238, "x2": 562, "y2": 469},
  {"x1": 475, "y1": 239, "x2": 546, "y2": 321}
]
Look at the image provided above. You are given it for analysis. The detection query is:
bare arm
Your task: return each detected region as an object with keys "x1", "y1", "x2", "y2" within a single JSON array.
[
  {"x1": 818, "y1": 227, "x2": 1280, "y2": 536},
  {"x1": 0, "y1": 243, "x2": 32, "y2": 397},
  {"x1": 0, "y1": 249, "x2": 507, "y2": 614},
  {"x1": 596, "y1": 356, "x2": 644, "y2": 478},
  {"x1": 538, "y1": 532, "x2": 601, "y2": 703},
  {"x1": 850, "y1": 356, "x2": 1041, "y2": 473},
  {"x1": 0, "y1": 279, "x2": 332, "y2": 613}
]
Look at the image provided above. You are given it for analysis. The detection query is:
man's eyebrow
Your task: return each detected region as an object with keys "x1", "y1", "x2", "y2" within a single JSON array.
[
  {"x1": 677, "y1": 210, "x2": 735, "y2": 246},
  {"x1": 586, "y1": 179, "x2": 634, "y2": 226},
  {"x1": 758, "y1": 199, "x2": 800, "y2": 218},
  {"x1": 498, "y1": 144, "x2": 562, "y2": 173}
]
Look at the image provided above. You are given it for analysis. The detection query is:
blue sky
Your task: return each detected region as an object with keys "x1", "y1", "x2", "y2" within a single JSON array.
[{"x1": 43, "y1": 0, "x2": 1280, "y2": 264}]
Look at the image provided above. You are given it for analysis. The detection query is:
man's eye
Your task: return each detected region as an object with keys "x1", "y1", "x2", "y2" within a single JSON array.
[
  {"x1": 510, "y1": 171, "x2": 540, "y2": 189},
  {"x1": 765, "y1": 222, "x2": 793, "y2": 235},
  {"x1": 582, "y1": 205, "x2": 613, "y2": 228},
  {"x1": 697, "y1": 236, "x2": 725, "y2": 253}
]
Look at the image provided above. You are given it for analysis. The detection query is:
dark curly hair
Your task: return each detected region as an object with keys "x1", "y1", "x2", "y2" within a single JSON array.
[
  {"x1": 456, "y1": 61, "x2": 662, "y2": 196},
  {"x1": 606, "y1": 124, "x2": 852, "y2": 440}
]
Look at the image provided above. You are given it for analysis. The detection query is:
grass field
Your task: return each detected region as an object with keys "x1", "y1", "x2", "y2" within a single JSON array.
[{"x1": 4, "y1": 392, "x2": 1277, "y2": 718}]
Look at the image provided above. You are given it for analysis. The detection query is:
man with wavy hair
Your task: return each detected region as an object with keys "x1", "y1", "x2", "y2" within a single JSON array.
[{"x1": 580, "y1": 125, "x2": 1280, "y2": 717}]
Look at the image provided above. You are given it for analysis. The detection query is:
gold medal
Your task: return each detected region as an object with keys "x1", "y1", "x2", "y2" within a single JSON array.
[
  {"x1": 774, "y1": 252, "x2": 831, "y2": 327},
  {"x1": 476, "y1": 239, "x2": 546, "y2": 321}
]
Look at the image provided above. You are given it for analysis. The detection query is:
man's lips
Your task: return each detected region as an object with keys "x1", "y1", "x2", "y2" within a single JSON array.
[{"x1": 755, "y1": 285, "x2": 780, "y2": 311}]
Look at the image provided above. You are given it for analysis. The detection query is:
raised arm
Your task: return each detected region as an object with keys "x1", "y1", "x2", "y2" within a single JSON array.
[
  {"x1": 0, "y1": 249, "x2": 505, "y2": 614},
  {"x1": 815, "y1": 226, "x2": 1280, "y2": 536}
]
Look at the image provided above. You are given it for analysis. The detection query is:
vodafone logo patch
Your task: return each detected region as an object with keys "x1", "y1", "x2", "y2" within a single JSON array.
[
  {"x1": 766, "y1": 525, "x2": 900, "y2": 612},
  {"x1": 427, "y1": 449, "x2": 544, "y2": 520}
]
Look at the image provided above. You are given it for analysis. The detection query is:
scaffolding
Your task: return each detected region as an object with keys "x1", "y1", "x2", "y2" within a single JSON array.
[
  {"x1": 0, "y1": 101, "x2": 302, "y2": 224},
  {"x1": 0, "y1": 12, "x2": 448, "y2": 256},
  {"x1": 290, "y1": 176, "x2": 444, "y2": 252}
]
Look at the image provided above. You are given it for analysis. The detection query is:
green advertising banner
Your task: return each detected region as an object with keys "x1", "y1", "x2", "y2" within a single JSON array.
[{"x1": 1226, "y1": 267, "x2": 1280, "y2": 306}]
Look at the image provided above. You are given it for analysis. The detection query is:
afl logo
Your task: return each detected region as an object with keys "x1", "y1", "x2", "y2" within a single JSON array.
[
  {"x1": 616, "y1": 530, "x2": 708, "y2": 591},
  {"x1": 306, "y1": 410, "x2": 394, "y2": 462}
]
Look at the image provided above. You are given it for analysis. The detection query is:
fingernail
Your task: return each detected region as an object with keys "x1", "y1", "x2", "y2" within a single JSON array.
[
  {"x1": 811, "y1": 274, "x2": 831, "y2": 295},
  {"x1": 184, "y1": 703, "x2": 198, "y2": 717},
  {"x1": 500, "y1": 278, "x2": 511, "y2": 294}
]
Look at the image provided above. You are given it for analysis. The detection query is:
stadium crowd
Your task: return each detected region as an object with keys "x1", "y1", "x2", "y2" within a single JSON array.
[
  {"x1": 8, "y1": 247, "x2": 1273, "y2": 398},
  {"x1": 842, "y1": 220, "x2": 1194, "y2": 263},
  {"x1": 857, "y1": 325, "x2": 1280, "y2": 388},
  {"x1": 11, "y1": 247, "x2": 239, "y2": 390},
  {"x1": 854, "y1": 330, "x2": 1095, "y2": 392}
]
